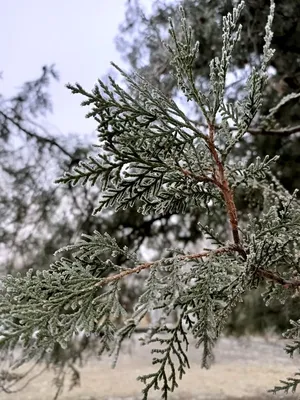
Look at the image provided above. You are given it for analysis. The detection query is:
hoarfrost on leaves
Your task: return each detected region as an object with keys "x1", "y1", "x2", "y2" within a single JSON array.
[{"x1": 1, "y1": 1, "x2": 300, "y2": 399}]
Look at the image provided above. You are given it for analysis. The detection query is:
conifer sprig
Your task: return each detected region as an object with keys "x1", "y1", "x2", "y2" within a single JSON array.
[{"x1": 2, "y1": 0, "x2": 300, "y2": 398}]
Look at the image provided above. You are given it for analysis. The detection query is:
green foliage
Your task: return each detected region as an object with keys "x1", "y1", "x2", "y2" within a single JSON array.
[
  {"x1": 2, "y1": 1, "x2": 300, "y2": 398},
  {"x1": 269, "y1": 371, "x2": 300, "y2": 396},
  {"x1": 138, "y1": 316, "x2": 190, "y2": 400}
]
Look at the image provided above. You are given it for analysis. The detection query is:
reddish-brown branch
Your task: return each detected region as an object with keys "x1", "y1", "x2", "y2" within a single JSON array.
[
  {"x1": 207, "y1": 123, "x2": 242, "y2": 250},
  {"x1": 95, "y1": 246, "x2": 236, "y2": 287},
  {"x1": 191, "y1": 120, "x2": 300, "y2": 138},
  {"x1": 257, "y1": 268, "x2": 300, "y2": 289},
  {"x1": 181, "y1": 169, "x2": 216, "y2": 185},
  {"x1": 179, "y1": 124, "x2": 244, "y2": 256},
  {"x1": 95, "y1": 249, "x2": 300, "y2": 291},
  {"x1": 184, "y1": 123, "x2": 300, "y2": 290},
  {"x1": 247, "y1": 125, "x2": 300, "y2": 137},
  {"x1": 94, "y1": 122, "x2": 300, "y2": 290}
]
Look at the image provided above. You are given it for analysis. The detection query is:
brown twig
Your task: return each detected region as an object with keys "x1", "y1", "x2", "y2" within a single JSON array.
[
  {"x1": 179, "y1": 124, "x2": 245, "y2": 257},
  {"x1": 257, "y1": 268, "x2": 300, "y2": 289},
  {"x1": 181, "y1": 122, "x2": 300, "y2": 288},
  {"x1": 247, "y1": 125, "x2": 300, "y2": 137},
  {"x1": 181, "y1": 169, "x2": 216, "y2": 185},
  {"x1": 207, "y1": 123, "x2": 244, "y2": 253},
  {"x1": 191, "y1": 119, "x2": 300, "y2": 137},
  {"x1": 95, "y1": 246, "x2": 237, "y2": 287}
]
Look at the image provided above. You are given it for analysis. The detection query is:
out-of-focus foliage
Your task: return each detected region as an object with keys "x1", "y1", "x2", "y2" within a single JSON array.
[{"x1": 0, "y1": 65, "x2": 89, "y2": 274}]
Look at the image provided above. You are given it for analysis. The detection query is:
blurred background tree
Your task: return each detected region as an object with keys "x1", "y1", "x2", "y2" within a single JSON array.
[{"x1": 0, "y1": 65, "x2": 97, "y2": 275}]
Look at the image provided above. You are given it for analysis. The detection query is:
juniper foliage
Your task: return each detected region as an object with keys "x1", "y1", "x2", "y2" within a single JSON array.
[{"x1": 1, "y1": 1, "x2": 300, "y2": 398}]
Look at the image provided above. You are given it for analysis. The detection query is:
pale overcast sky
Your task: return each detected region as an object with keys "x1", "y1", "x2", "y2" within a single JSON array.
[{"x1": 1, "y1": 0, "x2": 151, "y2": 138}]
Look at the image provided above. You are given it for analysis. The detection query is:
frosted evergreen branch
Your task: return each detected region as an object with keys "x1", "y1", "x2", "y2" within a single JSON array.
[
  {"x1": 181, "y1": 281, "x2": 218, "y2": 368},
  {"x1": 137, "y1": 315, "x2": 190, "y2": 400},
  {"x1": 94, "y1": 246, "x2": 238, "y2": 288},
  {"x1": 55, "y1": 231, "x2": 137, "y2": 262},
  {"x1": 261, "y1": 0, "x2": 275, "y2": 71},
  {"x1": 3, "y1": 2, "x2": 300, "y2": 399},
  {"x1": 56, "y1": 154, "x2": 121, "y2": 187},
  {"x1": 269, "y1": 372, "x2": 300, "y2": 395},
  {"x1": 228, "y1": 155, "x2": 279, "y2": 188},
  {"x1": 197, "y1": 221, "x2": 225, "y2": 246},
  {"x1": 0, "y1": 266, "x2": 126, "y2": 358},
  {"x1": 209, "y1": 2, "x2": 244, "y2": 119},
  {"x1": 267, "y1": 92, "x2": 300, "y2": 119},
  {"x1": 165, "y1": 7, "x2": 211, "y2": 121}
]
